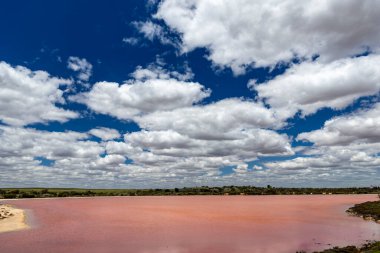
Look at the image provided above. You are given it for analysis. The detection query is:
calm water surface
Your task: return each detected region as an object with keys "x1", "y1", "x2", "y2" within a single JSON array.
[{"x1": 1, "y1": 195, "x2": 379, "y2": 253}]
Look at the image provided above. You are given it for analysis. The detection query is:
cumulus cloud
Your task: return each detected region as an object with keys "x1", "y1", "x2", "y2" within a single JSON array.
[
  {"x1": 233, "y1": 164, "x2": 249, "y2": 174},
  {"x1": 0, "y1": 126, "x2": 131, "y2": 187},
  {"x1": 135, "y1": 98, "x2": 283, "y2": 140},
  {"x1": 298, "y1": 103, "x2": 380, "y2": 146},
  {"x1": 67, "y1": 64, "x2": 294, "y2": 186},
  {"x1": 0, "y1": 61, "x2": 78, "y2": 126},
  {"x1": 263, "y1": 143, "x2": 380, "y2": 187},
  {"x1": 67, "y1": 56, "x2": 93, "y2": 82},
  {"x1": 86, "y1": 98, "x2": 292, "y2": 187},
  {"x1": 131, "y1": 64, "x2": 193, "y2": 81},
  {"x1": 4, "y1": 1, "x2": 380, "y2": 188},
  {"x1": 0, "y1": 127, "x2": 101, "y2": 159},
  {"x1": 71, "y1": 66, "x2": 210, "y2": 120},
  {"x1": 125, "y1": 128, "x2": 292, "y2": 160},
  {"x1": 118, "y1": 98, "x2": 293, "y2": 180},
  {"x1": 255, "y1": 54, "x2": 380, "y2": 118},
  {"x1": 154, "y1": 0, "x2": 380, "y2": 74},
  {"x1": 105, "y1": 141, "x2": 141, "y2": 157},
  {"x1": 263, "y1": 103, "x2": 380, "y2": 186},
  {"x1": 89, "y1": 127, "x2": 121, "y2": 141},
  {"x1": 0, "y1": 124, "x2": 291, "y2": 188}
]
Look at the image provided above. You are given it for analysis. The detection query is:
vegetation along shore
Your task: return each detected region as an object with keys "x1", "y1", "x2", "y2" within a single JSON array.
[
  {"x1": 0, "y1": 186, "x2": 379, "y2": 199},
  {"x1": 346, "y1": 200, "x2": 380, "y2": 223},
  {"x1": 298, "y1": 241, "x2": 380, "y2": 253},
  {"x1": 301, "y1": 197, "x2": 380, "y2": 253}
]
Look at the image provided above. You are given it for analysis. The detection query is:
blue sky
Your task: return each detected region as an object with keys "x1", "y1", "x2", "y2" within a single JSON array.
[{"x1": 0, "y1": 0, "x2": 379, "y2": 188}]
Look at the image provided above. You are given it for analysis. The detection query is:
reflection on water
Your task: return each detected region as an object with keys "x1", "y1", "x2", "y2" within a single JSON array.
[{"x1": 1, "y1": 195, "x2": 379, "y2": 253}]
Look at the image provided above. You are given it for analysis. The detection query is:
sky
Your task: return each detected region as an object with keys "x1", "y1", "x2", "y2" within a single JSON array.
[{"x1": 0, "y1": 0, "x2": 380, "y2": 188}]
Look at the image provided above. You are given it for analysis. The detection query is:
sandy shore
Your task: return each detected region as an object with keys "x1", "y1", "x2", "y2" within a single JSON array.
[{"x1": 0, "y1": 204, "x2": 29, "y2": 233}]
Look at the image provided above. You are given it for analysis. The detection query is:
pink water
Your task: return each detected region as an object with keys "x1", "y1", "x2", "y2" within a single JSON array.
[{"x1": 1, "y1": 195, "x2": 379, "y2": 253}]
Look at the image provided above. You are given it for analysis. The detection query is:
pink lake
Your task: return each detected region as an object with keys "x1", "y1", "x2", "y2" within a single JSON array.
[{"x1": 1, "y1": 195, "x2": 379, "y2": 253}]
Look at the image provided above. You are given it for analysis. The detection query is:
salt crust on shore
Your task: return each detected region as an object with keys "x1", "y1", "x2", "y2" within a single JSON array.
[{"x1": 0, "y1": 204, "x2": 29, "y2": 233}]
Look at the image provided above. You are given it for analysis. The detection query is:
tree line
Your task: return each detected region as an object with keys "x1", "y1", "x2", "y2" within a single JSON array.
[{"x1": 1, "y1": 185, "x2": 379, "y2": 199}]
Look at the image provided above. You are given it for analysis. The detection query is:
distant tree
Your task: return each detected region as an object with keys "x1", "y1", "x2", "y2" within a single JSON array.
[
  {"x1": 10, "y1": 189, "x2": 19, "y2": 194},
  {"x1": 40, "y1": 189, "x2": 49, "y2": 194}
]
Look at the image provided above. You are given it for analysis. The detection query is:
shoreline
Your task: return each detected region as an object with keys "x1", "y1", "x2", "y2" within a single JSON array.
[
  {"x1": 347, "y1": 209, "x2": 380, "y2": 224},
  {"x1": 346, "y1": 200, "x2": 380, "y2": 224},
  {"x1": 0, "y1": 204, "x2": 29, "y2": 233},
  {"x1": 1, "y1": 187, "x2": 379, "y2": 199},
  {"x1": 2, "y1": 193, "x2": 379, "y2": 201},
  {"x1": 308, "y1": 200, "x2": 380, "y2": 252}
]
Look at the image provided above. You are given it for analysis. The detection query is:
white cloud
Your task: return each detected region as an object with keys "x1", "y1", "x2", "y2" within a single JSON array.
[
  {"x1": 298, "y1": 103, "x2": 380, "y2": 146},
  {"x1": 121, "y1": 98, "x2": 293, "y2": 175},
  {"x1": 3, "y1": 121, "x2": 376, "y2": 188},
  {"x1": 131, "y1": 64, "x2": 193, "y2": 81},
  {"x1": 263, "y1": 143, "x2": 380, "y2": 187},
  {"x1": 65, "y1": 63, "x2": 298, "y2": 186},
  {"x1": 0, "y1": 126, "x2": 101, "y2": 160},
  {"x1": 0, "y1": 124, "x2": 290, "y2": 188},
  {"x1": 262, "y1": 103, "x2": 380, "y2": 186},
  {"x1": 134, "y1": 21, "x2": 163, "y2": 41},
  {"x1": 123, "y1": 37, "x2": 140, "y2": 46},
  {"x1": 93, "y1": 154, "x2": 126, "y2": 168},
  {"x1": 255, "y1": 54, "x2": 380, "y2": 119},
  {"x1": 67, "y1": 56, "x2": 93, "y2": 82},
  {"x1": 133, "y1": 21, "x2": 175, "y2": 46},
  {"x1": 135, "y1": 98, "x2": 283, "y2": 140},
  {"x1": 71, "y1": 66, "x2": 210, "y2": 120},
  {"x1": 126, "y1": 128, "x2": 292, "y2": 160},
  {"x1": 89, "y1": 127, "x2": 121, "y2": 141},
  {"x1": 70, "y1": 76, "x2": 293, "y2": 182},
  {"x1": 0, "y1": 61, "x2": 78, "y2": 126},
  {"x1": 233, "y1": 164, "x2": 249, "y2": 174},
  {"x1": 105, "y1": 141, "x2": 141, "y2": 157},
  {"x1": 154, "y1": 0, "x2": 380, "y2": 74},
  {"x1": 0, "y1": 125, "x2": 132, "y2": 187}
]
